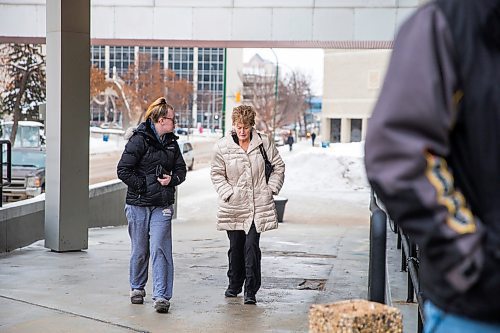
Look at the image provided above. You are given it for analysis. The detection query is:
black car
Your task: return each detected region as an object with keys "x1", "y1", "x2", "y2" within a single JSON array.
[{"x1": 175, "y1": 128, "x2": 189, "y2": 136}]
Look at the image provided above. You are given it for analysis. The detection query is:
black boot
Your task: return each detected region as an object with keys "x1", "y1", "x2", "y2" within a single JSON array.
[
  {"x1": 225, "y1": 287, "x2": 242, "y2": 297},
  {"x1": 244, "y1": 292, "x2": 256, "y2": 304}
]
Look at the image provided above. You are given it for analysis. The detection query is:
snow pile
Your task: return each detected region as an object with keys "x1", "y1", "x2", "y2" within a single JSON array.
[
  {"x1": 90, "y1": 135, "x2": 126, "y2": 155},
  {"x1": 280, "y1": 142, "x2": 369, "y2": 193}
]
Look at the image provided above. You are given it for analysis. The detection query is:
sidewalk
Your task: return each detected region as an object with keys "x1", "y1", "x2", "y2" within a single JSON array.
[
  {"x1": 0, "y1": 140, "x2": 416, "y2": 332},
  {"x1": 0, "y1": 223, "x2": 370, "y2": 332}
]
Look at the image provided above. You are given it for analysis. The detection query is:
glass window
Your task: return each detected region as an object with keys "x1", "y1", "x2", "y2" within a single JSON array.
[
  {"x1": 350, "y1": 119, "x2": 362, "y2": 142},
  {"x1": 331, "y1": 119, "x2": 341, "y2": 143}
]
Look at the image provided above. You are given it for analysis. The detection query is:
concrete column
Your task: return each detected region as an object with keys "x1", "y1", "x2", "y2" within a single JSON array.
[
  {"x1": 361, "y1": 118, "x2": 369, "y2": 141},
  {"x1": 341, "y1": 118, "x2": 351, "y2": 143},
  {"x1": 45, "y1": 0, "x2": 90, "y2": 252},
  {"x1": 192, "y1": 47, "x2": 198, "y2": 127},
  {"x1": 321, "y1": 117, "x2": 330, "y2": 142},
  {"x1": 225, "y1": 48, "x2": 243, "y2": 133},
  {"x1": 104, "y1": 45, "x2": 110, "y2": 77}
]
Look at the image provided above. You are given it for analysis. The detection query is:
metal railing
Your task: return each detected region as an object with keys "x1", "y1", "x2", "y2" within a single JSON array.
[
  {"x1": 368, "y1": 188, "x2": 425, "y2": 332},
  {"x1": 368, "y1": 189, "x2": 387, "y2": 304},
  {"x1": 0, "y1": 139, "x2": 12, "y2": 208}
]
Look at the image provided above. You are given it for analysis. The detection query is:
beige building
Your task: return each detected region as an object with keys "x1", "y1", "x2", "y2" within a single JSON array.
[{"x1": 321, "y1": 49, "x2": 391, "y2": 143}]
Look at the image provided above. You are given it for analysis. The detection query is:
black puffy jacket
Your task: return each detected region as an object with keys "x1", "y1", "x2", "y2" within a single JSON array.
[{"x1": 117, "y1": 119, "x2": 186, "y2": 207}]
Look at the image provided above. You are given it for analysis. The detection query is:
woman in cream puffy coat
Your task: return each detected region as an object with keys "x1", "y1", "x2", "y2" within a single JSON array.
[{"x1": 211, "y1": 105, "x2": 285, "y2": 305}]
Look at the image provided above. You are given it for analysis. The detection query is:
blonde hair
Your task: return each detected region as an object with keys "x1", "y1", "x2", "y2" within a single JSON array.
[
  {"x1": 144, "y1": 97, "x2": 174, "y2": 123},
  {"x1": 232, "y1": 105, "x2": 255, "y2": 127}
]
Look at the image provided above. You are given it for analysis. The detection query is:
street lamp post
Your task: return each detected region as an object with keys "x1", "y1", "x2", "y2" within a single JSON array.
[
  {"x1": 210, "y1": 64, "x2": 216, "y2": 132},
  {"x1": 270, "y1": 48, "x2": 278, "y2": 138}
]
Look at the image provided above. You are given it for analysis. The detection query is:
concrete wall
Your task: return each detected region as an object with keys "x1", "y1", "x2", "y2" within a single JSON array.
[
  {"x1": 0, "y1": 180, "x2": 127, "y2": 253},
  {"x1": 0, "y1": 0, "x2": 423, "y2": 43},
  {"x1": 89, "y1": 179, "x2": 127, "y2": 228},
  {"x1": 0, "y1": 197, "x2": 45, "y2": 254}
]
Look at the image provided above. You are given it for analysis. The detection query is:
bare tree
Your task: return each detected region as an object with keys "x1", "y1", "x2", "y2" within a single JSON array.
[
  {"x1": 240, "y1": 68, "x2": 312, "y2": 134},
  {"x1": 164, "y1": 70, "x2": 193, "y2": 128},
  {"x1": 282, "y1": 71, "x2": 312, "y2": 135},
  {"x1": 240, "y1": 72, "x2": 275, "y2": 132},
  {"x1": 121, "y1": 57, "x2": 166, "y2": 125},
  {"x1": 0, "y1": 44, "x2": 46, "y2": 146},
  {"x1": 120, "y1": 54, "x2": 193, "y2": 128}
]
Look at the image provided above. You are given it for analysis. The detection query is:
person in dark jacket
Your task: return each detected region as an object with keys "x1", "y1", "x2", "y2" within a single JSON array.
[
  {"x1": 365, "y1": 1, "x2": 500, "y2": 332},
  {"x1": 117, "y1": 96, "x2": 186, "y2": 314},
  {"x1": 286, "y1": 132, "x2": 294, "y2": 151}
]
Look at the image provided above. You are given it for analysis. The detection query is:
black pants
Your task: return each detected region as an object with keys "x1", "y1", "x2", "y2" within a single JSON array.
[{"x1": 226, "y1": 223, "x2": 261, "y2": 295}]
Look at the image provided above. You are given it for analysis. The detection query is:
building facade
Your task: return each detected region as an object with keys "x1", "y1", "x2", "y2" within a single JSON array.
[
  {"x1": 90, "y1": 45, "x2": 224, "y2": 130},
  {"x1": 321, "y1": 49, "x2": 391, "y2": 143}
]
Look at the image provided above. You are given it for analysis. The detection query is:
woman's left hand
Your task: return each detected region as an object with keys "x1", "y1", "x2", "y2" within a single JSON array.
[{"x1": 157, "y1": 175, "x2": 172, "y2": 186}]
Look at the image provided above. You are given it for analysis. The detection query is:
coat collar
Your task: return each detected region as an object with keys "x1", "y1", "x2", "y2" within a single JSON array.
[{"x1": 226, "y1": 128, "x2": 263, "y2": 153}]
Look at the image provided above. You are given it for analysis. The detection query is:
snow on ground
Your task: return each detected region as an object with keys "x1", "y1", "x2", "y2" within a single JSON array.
[
  {"x1": 89, "y1": 132, "x2": 370, "y2": 196},
  {"x1": 278, "y1": 140, "x2": 369, "y2": 194},
  {"x1": 274, "y1": 140, "x2": 370, "y2": 225},
  {"x1": 89, "y1": 130, "x2": 222, "y2": 155}
]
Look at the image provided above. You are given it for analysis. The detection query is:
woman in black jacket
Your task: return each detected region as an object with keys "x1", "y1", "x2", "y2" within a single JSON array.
[{"x1": 117, "y1": 97, "x2": 186, "y2": 313}]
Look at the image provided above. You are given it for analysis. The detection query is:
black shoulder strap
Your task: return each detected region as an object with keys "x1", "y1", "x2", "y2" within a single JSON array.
[{"x1": 257, "y1": 133, "x2": 270, "y2": 163}]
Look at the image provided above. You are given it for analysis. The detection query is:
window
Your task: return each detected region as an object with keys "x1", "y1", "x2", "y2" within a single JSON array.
[
  {"x1": 91, "y1": 45, "x2": 105, "y2": 70},
  {"x1": 138, "y1": 46, "x2": 165, "y2": 70},
  {"x1": 183, "y1": 143, "x2": 192, "y2": 154},
  {"x1": 109, "y1": 46, "x2": 135, "y2": 79},
  {"x1": 350, "y1": 119, "x2": 362, "y2": 142},
  {"x1": 168, "y1": 47, "x2": 194, "y2": 82},
  {"x1": 330, "y1": 119, "x2": 341, "y2": 143}
]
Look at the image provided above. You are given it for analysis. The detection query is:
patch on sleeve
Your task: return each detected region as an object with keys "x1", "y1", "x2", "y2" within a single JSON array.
[{"x1": 425, "y1": 152, "x2": 476, "y2": 234}]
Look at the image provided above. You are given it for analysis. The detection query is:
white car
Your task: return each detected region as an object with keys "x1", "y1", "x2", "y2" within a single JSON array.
[
  {"x1": 274, "y1": 134, "x2": 285, "y2": 146},
  {"x1": 178, "y1": 140, "x2": 194, "y2": 171}
]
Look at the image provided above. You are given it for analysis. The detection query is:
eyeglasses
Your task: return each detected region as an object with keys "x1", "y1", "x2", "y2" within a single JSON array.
[{"x1": 162, "y1": 116, "x2": 176, "y2": 124}]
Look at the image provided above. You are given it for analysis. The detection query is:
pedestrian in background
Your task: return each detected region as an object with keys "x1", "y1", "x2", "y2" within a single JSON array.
[
  {"x1": 365, "y1": 0, "x2": 500, "y2": 332},
  {"x1": 311, "y1": 132, "x2": 316, "y2": 147},
  {"x1": 210, "y1": 105, "x2": 285, "y2": 304},
  {"x1": 117, "y1": 97, "x2": 187, "y2": 313},
  {"x1": 286, "y1": 132, "x2": 294, "y2": 151}
]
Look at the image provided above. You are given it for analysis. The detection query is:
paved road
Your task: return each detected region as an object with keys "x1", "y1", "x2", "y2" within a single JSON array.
[{"x1": 89, "y1": 136, "x2": 218, "y2": 185}]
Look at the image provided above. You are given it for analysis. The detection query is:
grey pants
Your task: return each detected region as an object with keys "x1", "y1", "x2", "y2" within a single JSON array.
[{"x1": 125, "y1": 204, "x2": 174, "y2": 301}]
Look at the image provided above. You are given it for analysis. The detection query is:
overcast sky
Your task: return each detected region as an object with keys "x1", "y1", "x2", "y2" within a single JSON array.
[{"x1": 243, "y1": 48, "x2": 324, "y2": 96}]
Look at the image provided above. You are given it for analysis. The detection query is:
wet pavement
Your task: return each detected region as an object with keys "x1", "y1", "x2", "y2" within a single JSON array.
[
  {"x1": 0, "y1": 143, "x2": 417, "y2": 332},
  {"x1": 1, "y1": 220, "x2": 373, "y2": 332}
]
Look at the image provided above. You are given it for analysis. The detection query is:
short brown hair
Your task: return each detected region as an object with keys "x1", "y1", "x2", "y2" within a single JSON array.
[
  {"x1": 144, "y1": 97, "x2": 174, "y2": 123},
  {"x1": 232, "y1": 105, "x2": 255, "y2": 127}
]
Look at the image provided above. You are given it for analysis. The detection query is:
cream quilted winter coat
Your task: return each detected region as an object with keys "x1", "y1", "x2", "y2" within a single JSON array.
[{"x1": 210, "y1": 129, "x2": 285, "y2": 234}]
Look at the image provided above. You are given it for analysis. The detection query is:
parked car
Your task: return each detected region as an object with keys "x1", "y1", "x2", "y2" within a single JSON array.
[
  {"x1": 175, "y1": 128, "x2": 189, "y2": 136},
  {"x1": 274, "y1": 134, "x2": 285, "y2": 146},
  {"x1": 178, "y1": 140, "x2": 194, "y2": 171},
  {"x1": 2, "y1": 147, "x2": 46, "y2": 202},
  {"x1": 1, "y1": 120, "x2": 45, "y2": 148}
]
